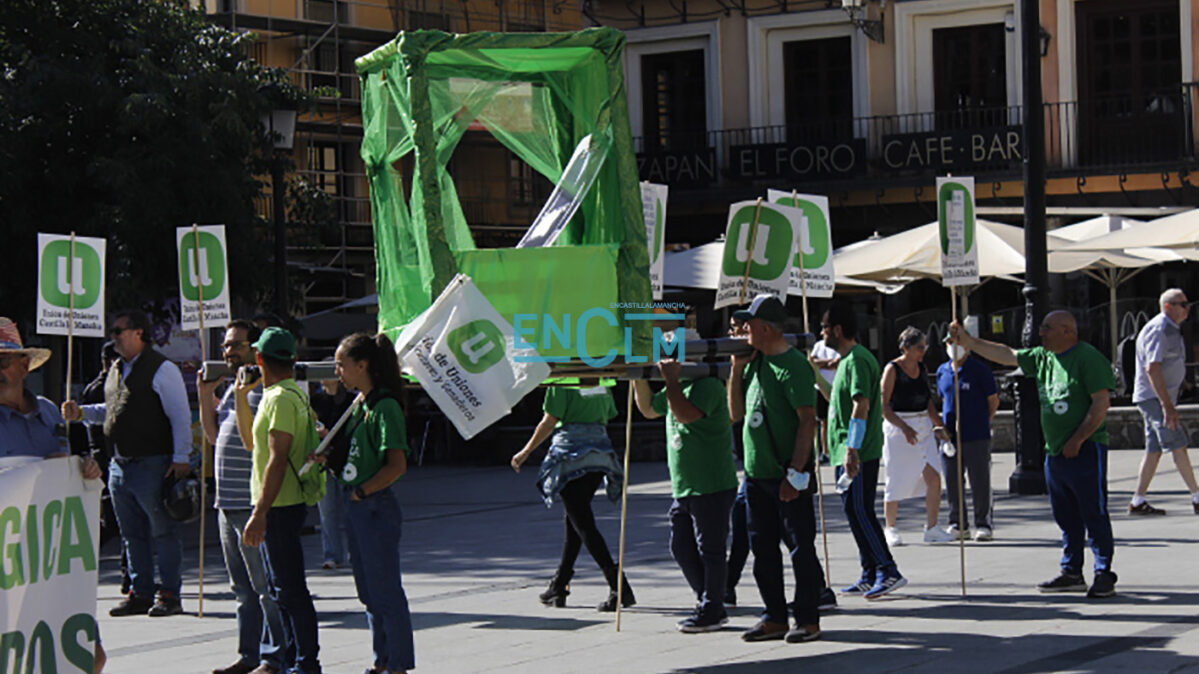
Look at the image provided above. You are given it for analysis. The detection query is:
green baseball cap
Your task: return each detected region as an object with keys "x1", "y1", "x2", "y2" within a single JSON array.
[
  {"x1": 253, "y1": 326, "x2": 297, "y2": 360},
  {"x1": 733, "y1": 294, "x2": 788, "y2": 325}
]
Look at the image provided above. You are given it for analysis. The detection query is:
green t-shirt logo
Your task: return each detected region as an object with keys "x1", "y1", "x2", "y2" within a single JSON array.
[
  {"x1": 40, "y1": 240, "x2": 102, "y2": 309},
  {"x1": 179, "y1": 231, "x2": 226, "y2": 301},
  {"x1": 448, "y1": 319, "x2": 505, "y2": 374},
  {"x1": 721, "y1": 206, "x2": 794, "y2": 280}
]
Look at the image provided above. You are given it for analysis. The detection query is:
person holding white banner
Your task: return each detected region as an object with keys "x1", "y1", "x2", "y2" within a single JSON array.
[
  {"x1": 1, "y1": 316, "x2": 106, "y2": 672},
  {"x1": 63, "y1": 309, "x2": 193, "y2": 618},
  {"x1": 880, "y1": 327, "x2": 956, "y2": 547}
]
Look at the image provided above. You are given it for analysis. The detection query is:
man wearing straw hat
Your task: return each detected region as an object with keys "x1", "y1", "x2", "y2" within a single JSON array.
[
  {"x1": 0, "y1": 316, "x2": 106, "y2": 671},
  {"x1": 63, "y1": 309, "x2": 194, "y2": 617},
  {"x1": 727, "y1": 294, "x2": 824, "y2": 644},
  {"x1": 949, "y1": 311, "x2": 1118, "y2": 599}
]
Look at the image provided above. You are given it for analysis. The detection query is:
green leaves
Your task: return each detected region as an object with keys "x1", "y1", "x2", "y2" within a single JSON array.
[{"x1": 0, "y1": 0, "x2": 311, "y2": 319}]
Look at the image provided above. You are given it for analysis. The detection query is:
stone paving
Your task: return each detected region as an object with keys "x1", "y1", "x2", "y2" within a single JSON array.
[{"x1": 98, "y1": 449, "x2": 1199, "y2": 673}]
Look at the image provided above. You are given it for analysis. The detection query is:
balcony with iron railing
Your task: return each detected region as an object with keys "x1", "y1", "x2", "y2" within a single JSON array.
[{"x1": 635, "y1": 84, "x2": 1199, "y2": 188}]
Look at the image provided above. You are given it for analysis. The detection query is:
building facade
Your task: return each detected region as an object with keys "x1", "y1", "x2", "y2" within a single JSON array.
[{"x1": 594, "y1": 0, "x2": 1199, "y2": 241}]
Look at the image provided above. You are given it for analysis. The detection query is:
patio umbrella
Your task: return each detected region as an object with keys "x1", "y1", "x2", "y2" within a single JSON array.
[
  {"x1": 832, "y1": 219, "x2": 1035, "y2": 283},
  {"x1": 1050, "y1": 214, "x2": 1186, "y2": 363},
  {"x1": 662, "y1": 239, "x2": 905, "y2": 295},
  {"x1": 1061, "y1": 209, "x2": 1199, "y2": 260}
]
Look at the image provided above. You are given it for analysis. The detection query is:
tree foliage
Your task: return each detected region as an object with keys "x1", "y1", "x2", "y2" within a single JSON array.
[{"x1": 0, "y1": 0, "x2": 310, "y2": 321}]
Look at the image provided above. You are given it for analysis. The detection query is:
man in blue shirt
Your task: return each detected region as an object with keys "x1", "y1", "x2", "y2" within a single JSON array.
[
  {"x1": 63, "y1": 310, "x2": 194, "y2": 618},
  {"x1": 937, "y1": 340, "x2": 999, "y2": 541}
]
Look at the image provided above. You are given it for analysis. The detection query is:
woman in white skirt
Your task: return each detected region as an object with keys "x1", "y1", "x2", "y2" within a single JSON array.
[{"x1": 880, "y1": 327, "x2": 955, "y2": 546}]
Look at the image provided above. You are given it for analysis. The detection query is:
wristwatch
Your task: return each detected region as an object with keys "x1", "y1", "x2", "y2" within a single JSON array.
[{"x1": 353, "y1": 486, "x2": 368, "y2": 500}]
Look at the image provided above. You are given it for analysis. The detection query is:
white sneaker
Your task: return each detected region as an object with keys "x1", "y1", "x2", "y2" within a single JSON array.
[
  {"x1": 884, "y1": 527, "x2": 904, "y2": 547},
  {"x1": 946, "y1": 524, "x2": 970, "y2": 541},
  {"x1": 973, "y1": 526, "x2": 993, "y2": 542},
  {"x1": 923, "y1": 526, "x2": 956, "y2": 543}
]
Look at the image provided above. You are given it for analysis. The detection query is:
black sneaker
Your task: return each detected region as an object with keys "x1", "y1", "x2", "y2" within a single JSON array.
[
  {"x1": 148, "y1": 592, "x2": 184, "y2": 616},
  {"x1": 724, "y1": 586, "x2": 737, "y2": 607},
  {"x1": 1087, "y1": 571, "x2": 1118, "y2": 598},
  {"x1": 677, "y1": 611, "x2": 729, "y2": 634},
  {"x1": 818, "y1": 587, "x2": 837, "y2": 611},
  {"x1": 109, "y1": 593, "x2": 154, "y2": 616},
  {"x1": 1128, "y1": 502, "x2": 1166, "y2": 516},
  {"x1": 1037, "y1": 573, "x2": 1087, "y2": 593}
]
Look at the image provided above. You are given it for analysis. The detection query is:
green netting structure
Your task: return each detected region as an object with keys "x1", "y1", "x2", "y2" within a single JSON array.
[{"x1": 356, "y1": 28, "x2": 652, "y2": 359}]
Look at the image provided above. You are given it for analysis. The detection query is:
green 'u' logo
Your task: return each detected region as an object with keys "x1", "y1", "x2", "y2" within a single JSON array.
[
  {"x1": 721, "y1": 205, "x2": 794, "y2": 281},
  {"x1": 179, "y1": 232, "x2": 226, "y2": 301},
  {"x1": 447, "y1": 320, "x2": 506, "y2": 374},
  {"x1": 40, "y1": 241, "x2": 102, "y2": 309}
]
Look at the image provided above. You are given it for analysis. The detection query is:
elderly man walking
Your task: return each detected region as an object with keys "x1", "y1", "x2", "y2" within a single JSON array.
[
  {"x1": 63, "y1": 310, "x2": 193, "y2": 617},
  {"x1": 1128, "y1": 288, "x2": 1199, "y2": 516},
  {"x1": 950, "y1": 310, "x2": 1118, "y2": 598}
]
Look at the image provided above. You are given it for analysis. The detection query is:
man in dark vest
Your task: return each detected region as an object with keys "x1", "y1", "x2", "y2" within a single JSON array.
[{"x1": 63, "y1": 310, "x2": 193, "y2": 617}]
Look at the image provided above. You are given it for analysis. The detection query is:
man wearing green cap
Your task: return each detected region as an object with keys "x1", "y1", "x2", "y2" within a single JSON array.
[{"x1": 235, "y1": 326, "x2": 323, "y2": 674}]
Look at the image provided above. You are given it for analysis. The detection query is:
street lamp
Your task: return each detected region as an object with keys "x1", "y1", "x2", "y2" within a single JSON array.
[{"x1": 262, "y1": 106, "x2": 297, "y2": 317}]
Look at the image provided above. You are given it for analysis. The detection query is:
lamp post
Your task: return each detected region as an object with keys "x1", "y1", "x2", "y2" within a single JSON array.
[
  {"x1": 1011, "y1": 0, "x2": 1049, "y2": 495},
  {"x1": 262, "y1": 106, "x2": 297, "y2": 316}
]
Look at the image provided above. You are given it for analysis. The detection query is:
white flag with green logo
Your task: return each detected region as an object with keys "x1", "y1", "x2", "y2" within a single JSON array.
[
  {"x1": 396, "y1": 275, "x2": 551, "y2": 440},
  {"x1": 714, "y1": 201, "x2": 800, "y2": 310},
  {"x1": 766, "y1": 189, "x2": 835, "y2": 299},
  {"x1": 176, "y1": 225, "x2": 232, "y2": 330},
  {"x1": 0, "y1": 457, "x2": 102, "y2": 674},
  {"x1": 36, "y1": 234, "x2": 106, "y2": 338},
  {"x1": 640, "y1": 182, "x2": 668, "y2": 300},
  {"x1": 936, "y1": 176, "x2": 979, "y2": 286}
]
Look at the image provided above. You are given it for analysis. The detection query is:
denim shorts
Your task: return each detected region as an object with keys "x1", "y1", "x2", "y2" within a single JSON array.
[{"x1": 1136, "y1": 398, "x2": 1189, "y2": 453}]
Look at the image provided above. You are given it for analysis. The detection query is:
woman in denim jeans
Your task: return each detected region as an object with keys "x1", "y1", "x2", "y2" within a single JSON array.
[
  {"x1": 332, "y1": 332, "x2": 415, "y2": 674},
  {"x1": 511, "y1": 382, "x2": 634, "y2": 612}
]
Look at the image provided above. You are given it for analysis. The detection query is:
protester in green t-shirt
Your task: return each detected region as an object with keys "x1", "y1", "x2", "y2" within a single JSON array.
[
  {"x1": 510, "y1": 382, "x2": 632, "y2": 613},
  {"x1": 632, "y1": 322, "x2": 738, "y2": 633},
  {"x1": 233, "y1": 327, "x2": 322, "y2": 674},
  {"x1": 812, "y1": 302, "x2": 905, "y2": 601},
  {"x1": 727, "y1": 295, "x2": 826, "y2": 644},
  {"x1": 330, "y1": 331, "x2": 415, "y2": 672},
  {"x1": 949, "y1": 311, "x2": 1117, "y2": 599}
]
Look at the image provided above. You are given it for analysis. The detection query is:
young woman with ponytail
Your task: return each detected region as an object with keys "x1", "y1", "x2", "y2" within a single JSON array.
[{"x1": 333, "y1": 332, "x2": 414, "y2": 674}]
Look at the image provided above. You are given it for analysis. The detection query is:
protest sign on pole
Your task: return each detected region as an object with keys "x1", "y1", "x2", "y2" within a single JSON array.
[
  {"x1": 936, "y1": 176, "x2": 980, "y2": 286},
  {"x1": 640, "y1": 182, "x2": 668, "y2": 300},
  {"x1": 714, "y1": 200, "x2": 800, "y2": 310},
  {"x1": 766, "y1": 189, "x2": 835, "y2": 299},
  {"x1": 0, "y1": 457, "x2": 101, "y2": 673},
  {"x1": 177, "y1": 225, "x2": 231, "y2": 331},
  {"x1": 36, "y1": 234, "x2": 106, "y2": 338},
  {"x1": 397, "y1": 275, "x2": 551, "y2": 440}
]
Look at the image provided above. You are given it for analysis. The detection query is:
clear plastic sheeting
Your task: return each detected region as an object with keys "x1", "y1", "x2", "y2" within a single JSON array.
[{"x1": 517, "y1": 133, "x2": 611, "y2": 248}]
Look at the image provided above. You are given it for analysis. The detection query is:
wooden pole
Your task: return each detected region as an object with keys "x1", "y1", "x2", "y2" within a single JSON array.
[
  {"x1": 738, "y1": 198, "x2": 765, "y2": 305},
  {"x1": 192, "y1": 224, "x2": 209, "y2": 618},
  {"x1": 615, "y1": 385, "x2": 634, "y2": 631},
  {"x1": 794, "y1": 190, "x2": 831, "y2": 586},
  {"x1": 64, "y1": 233, "x2": 77, "y2": 434},
  {"x1": 952, "y1": 285, "x2": 967, "y2": 597}
]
